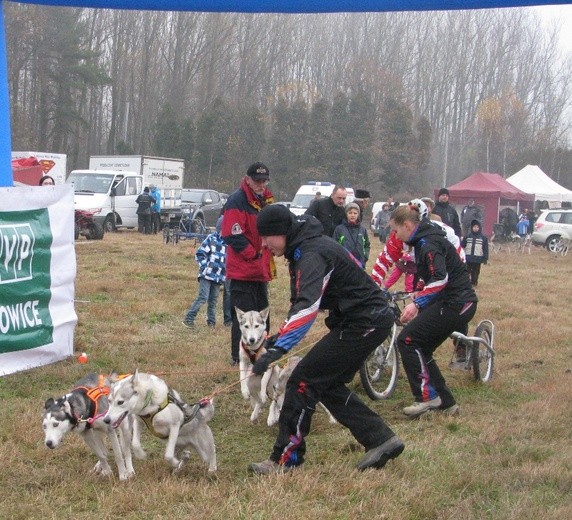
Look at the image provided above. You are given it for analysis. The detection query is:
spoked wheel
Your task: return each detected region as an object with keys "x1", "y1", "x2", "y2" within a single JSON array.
[
  {"x1": 359, "y1": 325, "x2": 399, "y2": 400},
  {"x1": 471, "y1": 320, "x2": 494, "y2": 382},
  {"x1": 191, "y1": 217, "x2": 206, "y2": 235}
]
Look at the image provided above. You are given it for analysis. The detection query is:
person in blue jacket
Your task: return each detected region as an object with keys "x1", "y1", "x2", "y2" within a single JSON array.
[{"x1": 149, "y1": 184, "x2": 161, "y2": 234}]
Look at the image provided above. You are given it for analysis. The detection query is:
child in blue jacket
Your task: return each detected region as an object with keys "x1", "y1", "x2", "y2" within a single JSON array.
[{"x1": 182, "y1": 223, "x2": 226, "y2": 328}]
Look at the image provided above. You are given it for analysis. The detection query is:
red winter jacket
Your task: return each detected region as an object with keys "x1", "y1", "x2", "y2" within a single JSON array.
[{"x1": 221, "y1": 178, "x2": 274, "y2": 282}]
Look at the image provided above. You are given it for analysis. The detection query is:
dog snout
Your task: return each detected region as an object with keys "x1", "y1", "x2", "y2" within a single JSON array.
[
  {"x1": 103, "y1": 415, "x2": 111, "y2": 424},
  {"x1": 45, "y1": 440, "x2": 55, "y2": 449},
  {"x1": 248, "y1": 337, "x2": 257, "y2": 345}
]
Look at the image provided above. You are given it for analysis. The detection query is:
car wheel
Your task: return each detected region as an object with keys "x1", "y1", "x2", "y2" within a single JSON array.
[{"x1": 546, "y1": 235, "x2": 562, "y2": 253}]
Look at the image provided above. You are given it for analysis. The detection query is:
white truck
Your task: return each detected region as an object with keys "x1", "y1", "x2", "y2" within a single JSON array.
[
  {"x1": 289, "y1": 181, "x2": 355, "y2": 216},
  {"x1": 68, "y1": 155, "x2": 185, "y2": 231}
]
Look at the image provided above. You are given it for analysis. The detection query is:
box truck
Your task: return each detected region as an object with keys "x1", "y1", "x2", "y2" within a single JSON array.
[{"x1": 67, "y1": 155, "x2": 185, "y2": 232}]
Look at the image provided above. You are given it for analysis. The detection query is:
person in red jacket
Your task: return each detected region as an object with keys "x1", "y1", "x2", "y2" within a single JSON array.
[{"x1": 221, "y1": 162, "x2": 275, "y2": 365}]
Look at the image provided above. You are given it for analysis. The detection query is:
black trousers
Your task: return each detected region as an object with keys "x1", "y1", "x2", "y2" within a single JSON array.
[
  {"x1": 229, "y1": 279, "x2": 269, "y2": 361},
  {"x1": 151, "y1": 212, "x2": 161, "y2": 234},
  {"x1": 397, "y1": 300, "x2": 477, "y2": 408},
  {"x1": 270, "y1": 326, "x2": 396, "y2": 466},
  {"x1": 467, "y1": 263, "x2": 481, "y2": 285}
]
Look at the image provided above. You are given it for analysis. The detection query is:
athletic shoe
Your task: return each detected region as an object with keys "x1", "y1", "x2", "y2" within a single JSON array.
[
  {"x1": 356, "y1": 436, "x2": 405, "y2": 471},
  {"x1": 182, "y1": 320, "x2": 194, "y2": 329},
  {"x1": 438, "y1": 404, "x2": 460, "y2": 416},
  {"x1": 248, "y1": 459, "x2": 297, "y2": 475},
  {"x1": 403, "y1": 396, "x2": 442, "y2": 417}
]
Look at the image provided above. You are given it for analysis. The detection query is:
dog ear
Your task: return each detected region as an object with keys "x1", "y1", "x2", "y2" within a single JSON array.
[
  {"x1": 260, "y1": 306, "x2": 270, "y2": 323},
  {"x1": 63, "y1": 399, "x2": 72, "y2": 416},
  {"x1": 44, "y1": 398, "x2": 55, "y2": 409},
  {"x1": 235, "y1": 307, "x2": 244, "y2": 321}
]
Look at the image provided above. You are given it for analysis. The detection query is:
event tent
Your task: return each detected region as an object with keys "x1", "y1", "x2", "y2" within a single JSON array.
[
  {"x1": 436, "y1": 172, "x2": 534, "y2": 236},
  {"x1": 506, "y1": 165, "x2": 572, "y2": 204}
]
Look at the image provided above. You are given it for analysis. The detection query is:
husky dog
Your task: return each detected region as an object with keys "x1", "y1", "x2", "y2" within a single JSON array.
[
  {"x1": 103, "y1": 371, "x2": 217, "y2": 473},
  {"x1": 267, "y1": 356, "x2": 337, "y2": 427},
  {"x1": 236, "y1": 307, "x2": 280, "y2": 425},
  {"x1": 42, "y1": 373, "x2": 135, "y2": 481}
]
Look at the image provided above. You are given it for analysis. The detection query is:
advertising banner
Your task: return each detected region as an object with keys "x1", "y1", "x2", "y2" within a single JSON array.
[{"x1": 0, "y1": 184, "x2": 76, "y2": 375}]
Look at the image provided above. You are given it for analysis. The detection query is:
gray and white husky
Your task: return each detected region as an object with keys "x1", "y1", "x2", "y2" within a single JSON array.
[
  {"x1": 103, "y1": 370, "x2": 217, "y2": 473},
  {"x1": 42, "y1": 373, "x2": 135, "y2": 480},
  {"x1": 267, "y1": 355, "x2": 337, "y2": 427},
  {"x1": 236, "y1": 306, "x2": 280, "y2": 425}
]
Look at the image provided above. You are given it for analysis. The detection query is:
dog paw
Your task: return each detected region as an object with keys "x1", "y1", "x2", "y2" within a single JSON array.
[
  {"x1": 172, "y1": 459, "x2": 184, "y2": 474},
  {"x1": 119, "y1": 470, "x2": 135, "y2": 481},
  {"x1": 91, "y1": 462, "x2": 103, "y2": 475},
  {"x1": 241, "y1": 391, "x2": 250, "y2": 400},
  {"x1": 132, "y1": 447, "x2": 147, "y2": 460}
]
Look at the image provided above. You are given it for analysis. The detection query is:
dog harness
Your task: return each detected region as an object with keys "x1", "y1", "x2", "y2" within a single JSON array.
[
  {"x1": 240, "y1": 341, "x2": 265, "y2": 364},
  {"x1": 70, "y1": 374, "x2": 110, "y2": 428},
  {"x1": 138, "y1": 389, "x2": 208, "y2": 439}
]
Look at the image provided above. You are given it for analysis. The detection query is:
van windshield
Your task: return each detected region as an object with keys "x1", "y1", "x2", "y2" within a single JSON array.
[
  {"x1": 67, "y1": 172, "x2": 115, "y2": 194},
  {"x1": 291, "y1": 194, "x2": 316, "y2": 209}
]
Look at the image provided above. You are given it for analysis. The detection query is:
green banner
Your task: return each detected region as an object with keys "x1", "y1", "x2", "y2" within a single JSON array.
[{"x1": 0, "y1": 209, "x2": 53, "y2": 352}]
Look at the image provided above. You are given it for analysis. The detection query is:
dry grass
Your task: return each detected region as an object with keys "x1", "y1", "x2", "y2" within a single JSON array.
[{"x1": 1, "y1": 231, "x2": 571, "y2": 520}]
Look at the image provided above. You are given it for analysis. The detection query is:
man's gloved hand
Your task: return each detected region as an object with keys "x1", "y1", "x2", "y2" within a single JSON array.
[
  {"x1": 252, "y1": 347, "x2": 285, "y2": 376},
  {"x1": 264, "y1": 333, "x2": 279, "y2": 350}
]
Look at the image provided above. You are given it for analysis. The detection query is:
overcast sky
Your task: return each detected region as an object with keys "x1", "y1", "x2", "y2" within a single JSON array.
[{"x1": 531, "y1": 4, "x2": 572, "y2": 55}]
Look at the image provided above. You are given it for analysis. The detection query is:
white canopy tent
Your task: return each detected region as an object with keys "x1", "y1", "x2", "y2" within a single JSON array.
[{"x1": 507, "y1": 165, "x2": 572, "y2": 204}]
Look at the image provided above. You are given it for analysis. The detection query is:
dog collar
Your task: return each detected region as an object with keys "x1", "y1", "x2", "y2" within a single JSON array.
[
  {"x1": 71, "y1": 375, "x2": 111, "y2": 428},
  {"x1": 240, "y1": 341, "x2": 264, "y2": 364}
]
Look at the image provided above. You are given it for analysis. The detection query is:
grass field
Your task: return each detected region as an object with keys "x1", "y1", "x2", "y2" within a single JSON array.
[{"x1": 1, "y1": 230, "x2": 571, "y2": 520}]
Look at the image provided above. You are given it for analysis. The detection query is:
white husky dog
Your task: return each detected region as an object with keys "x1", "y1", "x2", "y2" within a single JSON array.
[
  {"x1": 103, "y1": 371, "x2": 217, "y2": 473},
  {"x1": 236, "y1": 307, "x2": 280, "y2": 425},
  {"x1": 42, "y1": 373, "x2": 135, "y2": 480},
  {"x1": 267, "y1": 356, "x2": 337, "y2": 427}
]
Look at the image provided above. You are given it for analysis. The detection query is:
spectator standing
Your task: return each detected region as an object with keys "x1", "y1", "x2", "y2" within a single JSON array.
[
  {"x1": 433, "y1": 188, "x2": 461, "y2": 237},
  {"x1": 333, "y1": 202, "x2": 370, "y2": 268},
  {"x1": 461, "y1": 220, "x2": 489, "y2": 286},
  {"x1": 390, "y1": 204, "x2": 477, "y2": 418},
  {"x1": 354, "y1": 189, "x2": 371, "y2": 216},
  {"x1": 136, "y1": 187, "x2": 155, "y2": 234},
  {"x1": 221, "y1": 162, "x2": 275, "y2": 366},
  {"x1": 517, "y1": 213, "x2": 530, "y2": 237},
  {"x1": 375, "y1": 203, "x2": 392, "y2": 243},
  {"x1": 150, "y1": 184, "x2": 161, "y2": 234},
  {"x1": 216, "y1": 213, "x2": 233, "y2": 327},
  {"x1": 182, "y1": 221, "x2": 226, "y2": 328},
  {"x1": 248, "y1": 204, "x2": 403, "y2": 475},
  {"x1": 460, "y1": 199, "x2": 483, "y2": 236},
  {"x1": 313, "y1": 191, "x2": 321, "y2": 201},
  {"x1": 305, "y1": 185, "x2": 347, "y2": 237}
]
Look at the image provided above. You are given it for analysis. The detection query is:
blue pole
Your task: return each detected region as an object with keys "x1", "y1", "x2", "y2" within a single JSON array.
[{"x1": 0, "y1": 1, "x2": 12, "y2": 187}]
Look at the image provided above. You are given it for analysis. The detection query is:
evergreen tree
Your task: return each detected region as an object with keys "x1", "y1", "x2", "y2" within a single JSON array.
[
  {"x1": 347, "y1": 90, "x2": 375, "y2": 188},
  {"x1": 195, "y1": 97, "x2": 231, "y2": 188},
  {"x1": 179, "y1": 117, "x2": 195, "y2": 187},
  {"x1": 154, "y1": 104, "x2": 181, "y2": 158},
  {"x1": 304, "y1": 98, "x2": 331, "y2": 174},
  {"x1": 329, "y1": 92, "x2": 352, "y2": 185}
]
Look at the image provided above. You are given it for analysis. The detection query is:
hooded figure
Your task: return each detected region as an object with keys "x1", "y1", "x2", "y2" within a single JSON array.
[
  {"x1": 461, "y1": 219, "x2": 489, "y2": 286},
  {"x1": 332, "y1": 202, "x2": 370, "y2": 268}
]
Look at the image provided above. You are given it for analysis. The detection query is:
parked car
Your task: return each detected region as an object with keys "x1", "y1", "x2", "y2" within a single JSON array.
[
  {"x1": 531, "y1": 208, "x2": 572, "y2": 252},
  {"x1": 163, "y1": 189, "x2": 223, "y2": 232}
]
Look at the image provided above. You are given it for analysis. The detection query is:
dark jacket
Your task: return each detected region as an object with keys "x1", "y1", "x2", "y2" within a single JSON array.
[
  {"x1": 406, "y1": 219, "x2": 477, "y2": 309},
  {"x1": 305, "y1": 197, "x2": 346, "y2": 237},
  {"x1": 274, "y1": 215, "x2": 394, "y2": 353},
  {"x1": 332, "y1": 219, "x2": 371, "y2": 268},
  {"x1": 221, "y1": 178, "x2": 274, "y2": 282},
  {"x1": 461, "y1": 220, "x2": 489, "y2": 264},
  {"x1": 135, "y1": 192, "x2": 155, "y2": 215},
  {"x1": 461, "y1": 204, "x2": 483, "y2": 235},
  {"x1": 433, "y1": 201, "x2": 461, "y2": 237}
]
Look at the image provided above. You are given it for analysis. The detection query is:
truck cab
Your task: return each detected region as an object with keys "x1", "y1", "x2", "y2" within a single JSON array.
[{"x1": 67, "y1": 169, "x2": 143, "y2": 231}]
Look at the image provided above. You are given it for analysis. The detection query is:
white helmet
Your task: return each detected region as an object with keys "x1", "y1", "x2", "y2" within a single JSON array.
[{"x1": 408, "y1": 198, "x2": 429, "y2": 219}]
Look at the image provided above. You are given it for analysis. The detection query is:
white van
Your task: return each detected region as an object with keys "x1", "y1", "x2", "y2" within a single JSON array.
[
  {"x1": 67, "y1": 169, "x2": 143, "y2": 231},
  {"x1": 290, "y1": 181, "x2": 355, "y2": 216}
]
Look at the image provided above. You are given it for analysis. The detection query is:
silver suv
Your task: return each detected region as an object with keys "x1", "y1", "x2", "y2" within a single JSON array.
[{"x1": 531, "y1": 209, "x2": 572, "y2": 252}]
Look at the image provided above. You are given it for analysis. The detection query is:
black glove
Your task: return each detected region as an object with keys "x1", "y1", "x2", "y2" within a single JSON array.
[
  {"x1": 252, "y1": 347, "x2": 285, "y2": 376},
  {"x1": 264, "y1": 333, "x2": 279, "y2": 350}
]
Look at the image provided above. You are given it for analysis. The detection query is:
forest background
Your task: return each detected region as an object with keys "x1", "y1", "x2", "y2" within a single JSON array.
[{"x1": 5, "y1": 4, "x2": 572, "y2": 201}]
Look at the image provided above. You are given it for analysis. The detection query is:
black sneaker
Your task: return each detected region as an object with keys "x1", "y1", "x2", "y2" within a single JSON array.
[
  {"x1": 356, "y1": 436, "x2": 405, "y2": 471},
  {"x1": 182, "y1": 320, "x2": 194, "y2": 329}
]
